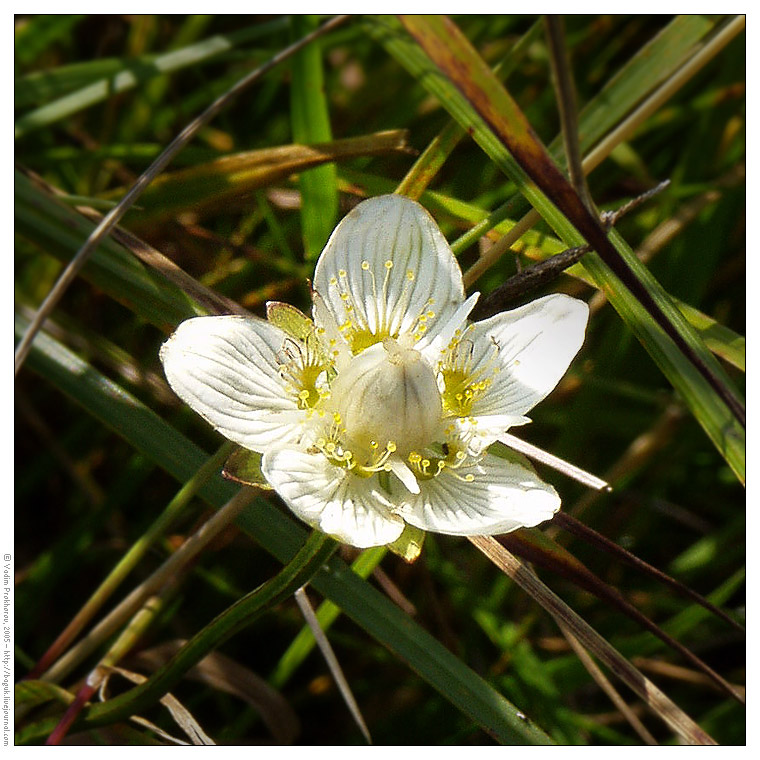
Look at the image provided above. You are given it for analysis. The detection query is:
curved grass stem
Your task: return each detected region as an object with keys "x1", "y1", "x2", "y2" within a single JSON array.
[{"x1": 33, "y1": 531, "x2": 338, "y2": 743}]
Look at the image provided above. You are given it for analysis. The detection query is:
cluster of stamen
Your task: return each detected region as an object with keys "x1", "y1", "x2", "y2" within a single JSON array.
[
  {"x1": 289, "y1": 261, "x2": 499, "y2": 495},
  {"x1": 407, "y1": 446, "x2": 475, "y2": 483},
  {"x1": 439, "y1": 329, "x2": 499, "y2": 417},
  {"x1": 309, "y1": 413, "x2": 400, "y2": 479},
  {"x1": 278, "y1": 334, "x2": 332, "y2": 410},
  {"x1": 327, "y1": 262, "x2": 438, "y2": 354}
]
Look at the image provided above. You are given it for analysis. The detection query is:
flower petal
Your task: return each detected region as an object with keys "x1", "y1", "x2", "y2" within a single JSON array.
[
  {"x1": 419, "y1": 291, "x2": 479, "y2": 359},
  {"x1": 468, "y1": 294, "x2": 588, "y2": 418},
  {"x1": 160, "y1": 316, "x2": 306, "y2": 452},
  {"x1": 387, "y1": 455, "x2": 421, "y2": 495},
  {"x1": 395, "y1": 450, "x2": 560, "y2": 536},
  {"x1": 313, "y1": 195, "x2": 466, "y2": 350},
  {"x1": 450, "y1": 414, "x2": 531, "y2": 455},
  {"x1": 262, "y1": 446, "x2": 405, "y2": 548}
]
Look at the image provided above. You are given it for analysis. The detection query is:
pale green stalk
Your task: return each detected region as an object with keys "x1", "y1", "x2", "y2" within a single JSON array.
[
  {"x1": 31, "y1": 441, "x2": 235, "y2": 680},
  {"x1": 41, "y1": 488, "x2": 255, "y2": 684}
]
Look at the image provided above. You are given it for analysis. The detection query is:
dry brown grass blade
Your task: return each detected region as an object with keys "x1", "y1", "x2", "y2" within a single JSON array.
[
  {"x1": 553, "y1": 512, "x2": 744, "y2": 635},
  {"x1": 131, "y1": 641, "x2": 300, "y2": 744},
  {"x1": 100, "y1": 666, "x2": 215, "y2": 745},
  {"x1": 469, "y1": 535, "x2": 718, "y2": 745},
  {"x1": 500, "y1": 527, "x2": 744, "y2": 704},
  {"x1": 557, "y1": 622, "x2": 658, "y2": 745},
  {"x1": 110, "y1": 130, "x2": 413, "y2": 227},
  {"x1": 633, "y1": 657, "x2": 745, "y2": 701},
  {"x1": 295, "y1": 587, "x2": 372, "y2": 744}
]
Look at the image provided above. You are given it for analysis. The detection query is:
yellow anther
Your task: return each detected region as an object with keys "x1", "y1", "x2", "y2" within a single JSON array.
[
  {"x1": 384, "y1": 260, "x2": 393, "y2": 269},
  {"x1": 361, "y1": 260, "x2": 370, "y2": 270}
]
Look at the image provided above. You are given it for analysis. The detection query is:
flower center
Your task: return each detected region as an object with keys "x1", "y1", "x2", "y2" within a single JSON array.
[{"x1": 330, "y1": 337, "x2": 442, "y2": 456}]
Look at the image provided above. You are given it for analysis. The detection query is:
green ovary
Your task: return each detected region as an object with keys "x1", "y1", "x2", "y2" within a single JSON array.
[
  {"x1": 296, "y1": 365, "x2": 325, "y2": 409},
  {"x1": 349, "y1": 327, "x2": 390, "y2": 355}
]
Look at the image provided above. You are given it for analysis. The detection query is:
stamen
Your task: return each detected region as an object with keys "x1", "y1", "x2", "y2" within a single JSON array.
[
  {"x1": 406, "y1": 443, "x2": 476, "y2": 482},
  {"x1": 277, "y1": 334, "x2": 332, "y2": 410},
  {"x1": 439, "y1": 328, "x2": 501, "y2": 417}
]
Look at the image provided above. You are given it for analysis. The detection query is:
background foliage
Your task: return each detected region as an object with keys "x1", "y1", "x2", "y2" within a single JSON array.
[{"x1": 14, "y1": 14, "x2": 745, "y2": 745}]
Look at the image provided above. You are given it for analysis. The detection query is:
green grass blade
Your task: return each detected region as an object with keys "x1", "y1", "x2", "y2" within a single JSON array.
[
  {"x1": 290, "y1": 15, "x2": 339, "y2": 259},
  {"x1": 15, "y1": 170, "x2": 204, "y2": 330},
  {"x1": 15, "y1": 18, "x2": 290, "y2": 137}
]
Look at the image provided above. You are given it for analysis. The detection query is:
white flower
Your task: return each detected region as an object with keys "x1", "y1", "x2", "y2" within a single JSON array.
[{"x1": 160, "y1": 195, "x2": 589, "y2": 549}]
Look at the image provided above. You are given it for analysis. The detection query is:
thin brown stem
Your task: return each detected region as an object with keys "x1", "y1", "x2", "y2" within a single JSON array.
[{"x1": 544, "y1": 15, "x2": 594, "y2": 212}]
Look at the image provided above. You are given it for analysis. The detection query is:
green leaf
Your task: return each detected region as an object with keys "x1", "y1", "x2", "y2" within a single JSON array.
[
  {"x1": 387, "y1": 522, "x2": 426, "y2": 563},
  {"x1": 222, "y1": 448, "x2": 272, "y2": 489}
]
